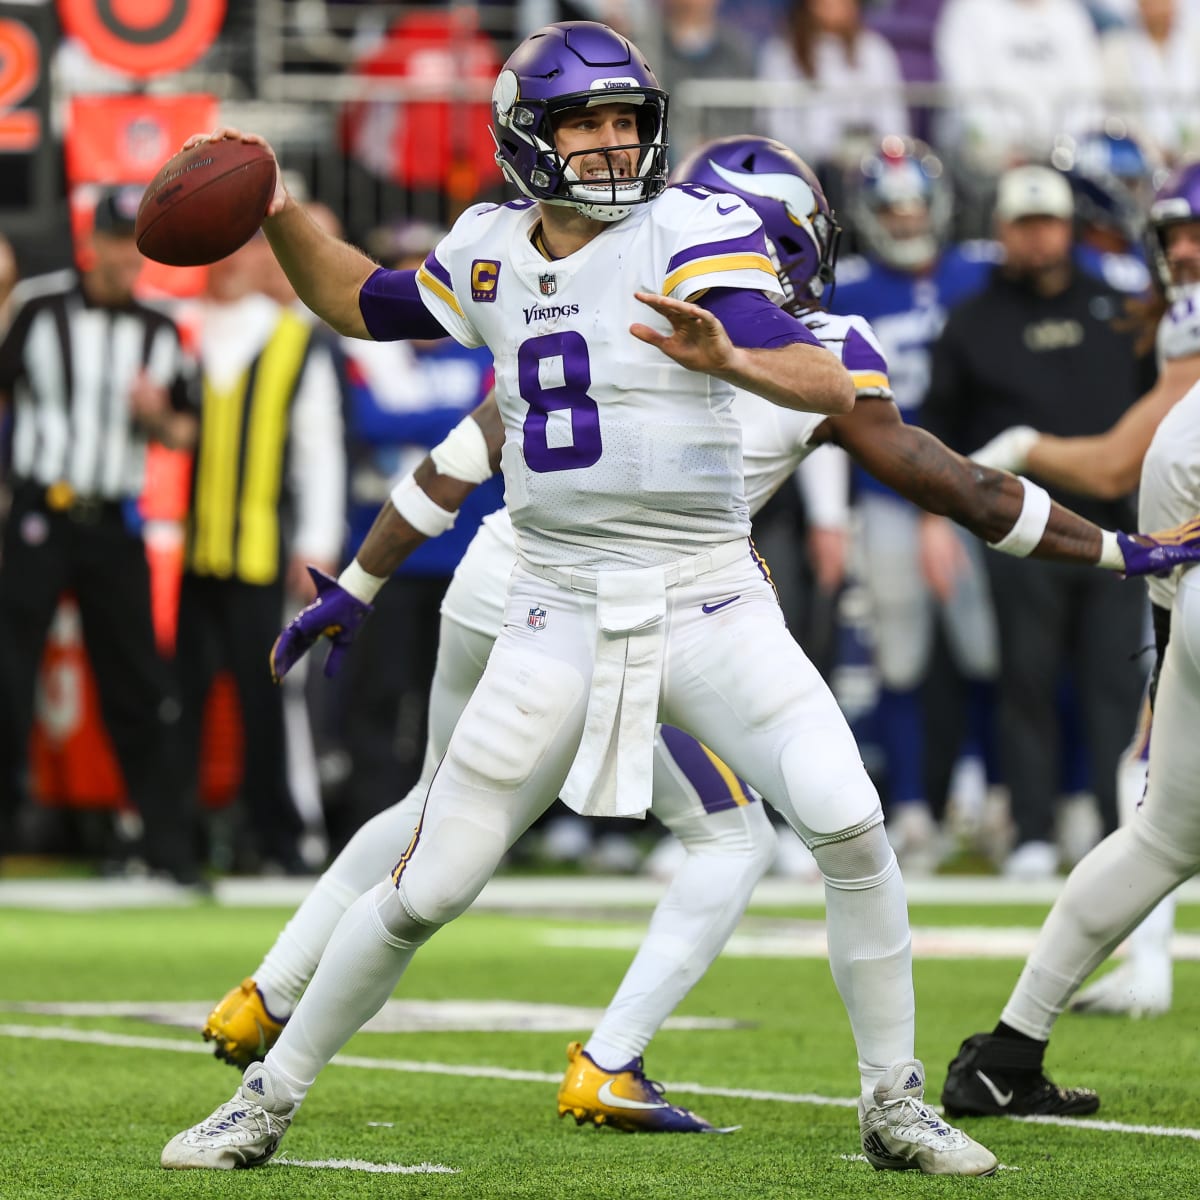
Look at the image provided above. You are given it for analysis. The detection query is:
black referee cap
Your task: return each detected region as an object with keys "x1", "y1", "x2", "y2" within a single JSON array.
[{"x1": 93, "y1": 186, "x2": 142, "y2": 236}]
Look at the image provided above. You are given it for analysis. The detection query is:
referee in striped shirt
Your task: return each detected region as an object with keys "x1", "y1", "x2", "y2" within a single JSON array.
[{"x1": 0, "y1": 187, "x2": 201, "y2": 884}]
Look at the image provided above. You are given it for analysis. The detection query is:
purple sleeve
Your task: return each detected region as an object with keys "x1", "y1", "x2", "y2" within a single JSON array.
[
  {"x1": 696, "y1": 288, "x2": 821, "y2": 350},
  {"x1": 357, "y1": 267, "x2": 452, "y2": 342}
]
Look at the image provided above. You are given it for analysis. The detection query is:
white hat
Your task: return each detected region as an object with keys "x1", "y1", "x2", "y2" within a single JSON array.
[{"x1": 994, "y1": 165, "x2": 1073, "y2": 222}]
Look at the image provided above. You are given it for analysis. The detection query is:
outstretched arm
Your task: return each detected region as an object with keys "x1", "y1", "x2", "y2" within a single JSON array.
[
  {"x1": 824, "y1": 398, "x2": 1100, "y2": 563},
  {"x1": 631, "y1": 291, "x2": 854, "y2": 416},
  {"x1": 824, "y1": 398, "x2": 1200, "y2": 577},
  {"x1": 270, "y1": 394, "x2": 504, "y2": 681},
  {"x1": 974, "y1": 354, "x2": 1200, "y2": 499}
]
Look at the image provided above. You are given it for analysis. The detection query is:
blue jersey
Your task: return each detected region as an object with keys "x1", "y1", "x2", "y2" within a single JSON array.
[
  {"x1": 344, "y1": 339, "x2": 502, "y2": 577},
  {"x1": 832, "y1": 242, "x2": 997, "y2": 498}
]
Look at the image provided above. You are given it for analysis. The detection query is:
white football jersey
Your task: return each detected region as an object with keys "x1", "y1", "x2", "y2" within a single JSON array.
[
  {"x1": 416, "y1": 187, "x2": 783, "y2": 569},
  {"x1": 736, "y1": 310, "x2": 891, "y2": 514},
  {"x1": 1139, "y1": 378, "x2": 1200, "y2": 610},
  {"x1": 1156, "y1": 284, "x2": 1200, "y2": 366},
  {"x1": 440, "y1": 308, "x2": 892, "y2": 635}
]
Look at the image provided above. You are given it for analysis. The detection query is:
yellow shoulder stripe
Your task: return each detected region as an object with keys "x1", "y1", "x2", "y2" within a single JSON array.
[
  {"x1": 416, "y1": 264, "x2": 464, "y2": 319},
  {"x1": 663, "y1": 252, "x2": 777, "y2": 297},
  {"x1": 851, "y1": 370, "x2": 890, "y2": 392}
]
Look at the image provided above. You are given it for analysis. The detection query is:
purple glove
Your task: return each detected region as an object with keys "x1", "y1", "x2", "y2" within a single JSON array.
[
  {"x1": 1117, "y1": 518, "x2": 1200, "y2": 578},
  {"x1": 269, "y1": 566, "x2": 373, "y2": 683}
]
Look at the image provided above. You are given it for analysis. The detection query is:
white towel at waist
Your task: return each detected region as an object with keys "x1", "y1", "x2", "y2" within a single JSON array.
[{"x1": 523, "y1": 538, "x2": 749, "y2": 818}]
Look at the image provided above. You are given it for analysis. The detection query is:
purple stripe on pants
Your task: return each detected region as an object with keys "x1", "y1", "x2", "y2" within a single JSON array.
[{"x1": 659, "y1": 724, "x2": 753, "y2": 814}]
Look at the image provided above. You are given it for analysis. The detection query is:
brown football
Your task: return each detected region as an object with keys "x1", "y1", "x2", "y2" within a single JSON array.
[{"x1": 135, "y1": 139, "x2": 276, "y2": 267}]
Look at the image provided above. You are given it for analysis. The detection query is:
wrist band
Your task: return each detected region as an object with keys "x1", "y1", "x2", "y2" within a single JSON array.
[
  {"x1": 1097, "y1": 529, "x2": 1124, "y2": 571},
  {"x1": 989, "y1": 476, "x2": 1052, "y2": 557},
  {"x1": 390, "y1": 473, "x2": 458, "y2": 538},
  {"x1": 338, "y1": 558, "x2": 387, "y2": 604},
  {"x1": 429, "y1": 414, "x2": 493, "y2": 484}
]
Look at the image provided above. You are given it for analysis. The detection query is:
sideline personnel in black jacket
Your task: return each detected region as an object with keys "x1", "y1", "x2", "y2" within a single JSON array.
[
  {"x1": 923, "y1": 165, "x2": 1149, "y2": 878},
  {"x1": 0, "y1": 188, "x2": 201, "y2": 884}
]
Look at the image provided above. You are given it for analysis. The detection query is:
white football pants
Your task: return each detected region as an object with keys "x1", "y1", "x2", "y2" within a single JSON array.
[{"x1": 1001, "y1": 569, "x2": 1200, "y2": 1039}]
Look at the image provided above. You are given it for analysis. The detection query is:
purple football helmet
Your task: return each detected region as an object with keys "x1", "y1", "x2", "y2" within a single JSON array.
[
  {"x1": 1147, "y1": 160, "x2": 1200, "y2": 294},
  {"x1": 845, "y1": 135, "x2": 952, "y2": 272},
  {"x1": 671, "y1": 135, "x2": 840, "y2": 312},
  {"x1": 491, "y1": 22, "x2": 669, "y2": 223}
]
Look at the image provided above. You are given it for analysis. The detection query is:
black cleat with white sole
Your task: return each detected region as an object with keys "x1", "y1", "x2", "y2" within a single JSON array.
[{"x1": 942, "y1": 1032, "x2": 1100, "y2": 1117}]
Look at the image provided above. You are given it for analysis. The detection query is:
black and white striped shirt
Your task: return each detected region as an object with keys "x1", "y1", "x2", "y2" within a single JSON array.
[{"x1": 0, "y1": 270, "x2": 194, "y2": 500}]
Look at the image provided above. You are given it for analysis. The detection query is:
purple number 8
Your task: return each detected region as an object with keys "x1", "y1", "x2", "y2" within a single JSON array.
[{"x1": 519, "y1": 332, "x2": 603, "y2": 472}]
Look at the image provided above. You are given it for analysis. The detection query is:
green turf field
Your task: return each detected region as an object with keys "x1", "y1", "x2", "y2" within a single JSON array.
[{"x1": 2, "y1": 892, "x2": 1199, "y2": 1199}]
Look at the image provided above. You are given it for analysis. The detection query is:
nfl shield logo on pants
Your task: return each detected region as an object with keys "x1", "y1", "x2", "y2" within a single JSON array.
[
  {"x1": 538, "y1": 273, "x2": 557, "y2": 296},
  {"x1": 527, "y1": 605, "x2": 548, "y2": 630}
]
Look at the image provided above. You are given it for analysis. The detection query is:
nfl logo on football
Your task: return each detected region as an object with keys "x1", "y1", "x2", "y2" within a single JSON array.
[
  {"x1": 527, "y1": 605, "x2": 548, "y2": 630},
  {"x1": 538, "y1": 273, "x2": 557, "y2": 296}
]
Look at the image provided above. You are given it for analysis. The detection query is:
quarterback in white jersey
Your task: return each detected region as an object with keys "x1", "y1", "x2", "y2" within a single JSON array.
[
  {"x1": 165, "y1": 29, "x2": 1198, "y2": 1175},
  {"x1": 967, "y1": 165, "x2": 1200, "y2": 1032}
]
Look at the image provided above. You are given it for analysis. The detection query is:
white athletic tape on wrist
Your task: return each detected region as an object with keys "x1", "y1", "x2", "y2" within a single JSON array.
[
  {"x1": 338, "y1": 558, "x2": 387, "y2": 604},
  {"x1": 989, "y1": 476, "x2": 1052, "y2": 557},
  {"x1": 390, "y1": 473, "x2": 458, "y2": 538},
  {"x1": 429, "y1": 414, "x2": 493, "y2": 484},
  {"x1": 1098, "y1": 529, "x2": 1124, "y2": 571}
]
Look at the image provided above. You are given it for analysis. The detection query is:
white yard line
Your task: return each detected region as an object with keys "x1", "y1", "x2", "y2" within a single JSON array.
[
  {"x1": 3, "y1": 1022, "x2": 1198, "y2": 1142},
  {"x1": 273, "y1": 1158, "x2": 457, "y2": 1174},
  {"x1": 4, "y1": 873, "x2": 1200, "y2": 911}
]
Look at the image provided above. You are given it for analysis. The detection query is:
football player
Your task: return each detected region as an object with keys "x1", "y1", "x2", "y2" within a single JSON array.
[
  {"x1": 941, "y1": 161, "x2": 1200, "y2": 1114},
  {"x1": 162, "y1": 23, "x2": 1200, "y2": 1176},
  {"x1": 833, "y1": 135, "x2": 1000, "y2": 872}
]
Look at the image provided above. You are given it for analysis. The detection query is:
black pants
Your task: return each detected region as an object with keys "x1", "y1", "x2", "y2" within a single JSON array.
[
  {"x1": 983, "y1": 552, "x2": 1146, "y2": 847},
  {"x1": 0, "y1": 487, "x2": 190, "y2": 873},
  {"x1": 173, "y1": 572, "x2": 302, "y2": 867}
]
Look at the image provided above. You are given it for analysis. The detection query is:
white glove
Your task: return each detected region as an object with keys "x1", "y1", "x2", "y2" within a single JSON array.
[{"x1": 970, "y1": 425, "x2": 1040, "y2": 473}]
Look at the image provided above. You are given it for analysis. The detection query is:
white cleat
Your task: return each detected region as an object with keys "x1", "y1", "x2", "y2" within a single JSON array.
[
  {"x1": 161, "y1": 1063, "x2": 296, "y2": 1169},
  {"x1": 1070, "y1": 959, "x2": 1172, "y2": 1018},
  {"x1": 859, "y1": 1060, "x2": 997, "y2": 1176}
]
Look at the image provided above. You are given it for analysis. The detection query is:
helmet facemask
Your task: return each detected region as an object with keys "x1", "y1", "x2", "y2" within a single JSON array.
[{"x1": 492, "y1": 72, "x2": 669, "y2": 223}]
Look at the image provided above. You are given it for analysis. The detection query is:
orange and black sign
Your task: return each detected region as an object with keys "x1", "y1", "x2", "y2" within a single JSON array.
[{"x1": 58, "y1": 0, "x2": 226, "y2": 77}]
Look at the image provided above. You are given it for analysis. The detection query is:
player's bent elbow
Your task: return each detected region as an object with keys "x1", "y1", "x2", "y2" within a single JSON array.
[{"x1": 1090, "y1": 461, "x2": 1140, "y2": 501}]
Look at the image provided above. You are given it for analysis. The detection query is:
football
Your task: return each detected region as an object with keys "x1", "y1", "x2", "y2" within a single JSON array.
[{"x1": 135, "y1": 139, "x2": 276, "y2": 267}]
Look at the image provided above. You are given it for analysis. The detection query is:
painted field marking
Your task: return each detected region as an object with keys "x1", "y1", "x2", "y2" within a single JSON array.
[
  {"x1": 273, "y1": 1157, "x2": 457, "y2": 1174},
  {"x1": 3, "y1": 1023, "x2": 1198, "y2": 1142}
]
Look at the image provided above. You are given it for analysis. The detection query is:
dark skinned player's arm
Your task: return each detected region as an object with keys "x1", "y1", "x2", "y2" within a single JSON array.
[
  {"x1": 811, "y1": 396, "x2": 1105, "y2": 564},
  {"x1": 353, "y1": 392, "x2": 505, "y2": 579}
]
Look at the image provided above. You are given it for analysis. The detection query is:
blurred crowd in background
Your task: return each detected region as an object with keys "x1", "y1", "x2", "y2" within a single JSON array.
[{"x1": 0, "y1": 0, "x2": 1196, "y2": 888}]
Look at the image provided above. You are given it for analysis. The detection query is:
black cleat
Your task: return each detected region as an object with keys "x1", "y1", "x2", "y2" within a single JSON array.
[{"x1": 942, "y1": 1032, "x2": 1100, "y2": 1117}]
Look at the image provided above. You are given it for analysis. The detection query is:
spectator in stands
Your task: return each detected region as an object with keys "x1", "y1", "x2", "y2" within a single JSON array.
[
  {"x1": 832, "y1": 135, "x2": 1002, "y2": 872},
  {"x1": 1100, "y1": 0, "x2": 1200, "y2": 164},
  {"x1": 933, "y1": 0, "x2": 1103, "y2": 176},
  {"x1": 923, "y1": 165, "x2": 1148, "y2": 880},
  {"x1": 654, "y1": 0, "x2": 758, "y2": 158},
  {"x1": 756, "y1": 0, "x2": 910, "y2": 177}
]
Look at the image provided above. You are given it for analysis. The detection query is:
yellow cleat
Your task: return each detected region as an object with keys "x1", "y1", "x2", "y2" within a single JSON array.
[
  {"x1": 556, "y1": 1041, "x2": 736, "y2": 1133},
  {"x1": 201, "y1": 979, "x2": 286, "y2": 1069}
]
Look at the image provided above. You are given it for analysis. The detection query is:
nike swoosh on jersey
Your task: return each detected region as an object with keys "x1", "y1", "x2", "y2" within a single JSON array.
[
  {"x1": 716, "y1": 202, "x2": 739, "y2": 215},
  {"x1": 596, "y1": 1079, "x2": 669, "y2": 1111},
  {"x1": 701, "y1": 596, "x2": 740, "y2": 614},
  {"x1": 975, "y1": 1070, "x2": 1013, "y2": 1107}
]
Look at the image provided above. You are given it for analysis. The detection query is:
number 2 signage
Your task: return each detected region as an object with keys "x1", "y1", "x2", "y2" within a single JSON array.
[{"x1": 0, "y1": 5, "x2": 46, "y2": 155}]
